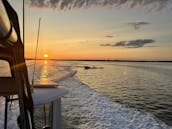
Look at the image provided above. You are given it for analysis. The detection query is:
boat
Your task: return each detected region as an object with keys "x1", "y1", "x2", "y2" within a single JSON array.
[
  {"x1": 0, "y1": 0, "x2": 68, "y2": 129},
  {"x1": 84, "y1": 66, "x2": 91, "y2": 69}
]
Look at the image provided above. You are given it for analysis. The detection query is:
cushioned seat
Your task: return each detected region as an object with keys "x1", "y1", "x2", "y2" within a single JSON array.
[{"x1": 32, "y1": 86, "x2": 68, "y2": 106}]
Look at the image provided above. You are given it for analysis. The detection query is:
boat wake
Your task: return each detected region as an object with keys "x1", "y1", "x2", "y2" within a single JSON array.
[{"x1": 59, "y1": 75, "x2": 172, "y2": 129}]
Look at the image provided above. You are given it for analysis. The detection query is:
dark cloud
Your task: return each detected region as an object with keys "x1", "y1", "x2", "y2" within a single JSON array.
[
  {"x1": 128, "y1": 22, "x2": 150, "y2": 30},
  {"x1": 127, "y1": 39, "x2": 155, "y2": 48},
  {"x1": 114, "y1": 41, "x2": 126, "y2": 46},
  {"x1": 27, "y1": 0, "x2": 172, "y2": 11},
  {"x1": 105, "y1": 35, "x2": 117, "y2": 38},
  {"x1": 100, "y1": 39, "x2": 155, "y2": 48},
  {"x1": 105, "y1": 35, "x2": 114, "y2": 38},
  {"x1": 100, "y1": 43, "x2": 112, "y2": 47}
]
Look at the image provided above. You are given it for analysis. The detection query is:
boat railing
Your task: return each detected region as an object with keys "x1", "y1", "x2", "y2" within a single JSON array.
[{"x1": 0, "y1": 0, "x2": 68, "y2": 129}]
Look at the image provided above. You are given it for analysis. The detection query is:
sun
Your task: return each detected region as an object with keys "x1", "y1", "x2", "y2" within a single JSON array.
[{"x1": 44, "y1": 54, "x2": 48, "y2": 58}]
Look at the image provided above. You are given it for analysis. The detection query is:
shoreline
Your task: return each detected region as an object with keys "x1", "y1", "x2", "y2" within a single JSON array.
[{"x1": 26, "y1": 59, "x2": 172, "y2": 63}]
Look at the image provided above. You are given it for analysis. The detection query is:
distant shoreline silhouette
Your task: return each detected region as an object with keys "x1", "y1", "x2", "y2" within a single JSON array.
[{"x1": 26, "y1": 58, "x2": 172, "y2": 62}]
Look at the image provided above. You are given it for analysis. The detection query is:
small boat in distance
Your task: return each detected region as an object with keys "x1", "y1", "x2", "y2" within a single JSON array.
[
  {"x1": 84, "y1": 66, "x2": 104, "y2": 70},
  {"x1": 84, "y1": 66, "x2": 91, "y2": 69}
]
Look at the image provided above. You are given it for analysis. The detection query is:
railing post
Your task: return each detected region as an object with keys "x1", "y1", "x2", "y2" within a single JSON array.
[{"x1": 52, "y1": 98, "x2": 62, "y2": 129}]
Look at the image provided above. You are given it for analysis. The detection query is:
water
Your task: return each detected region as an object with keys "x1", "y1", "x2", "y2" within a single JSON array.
[
  {"x1": 73, "y1": 61, "x2": 172, "y2": 126},
  {"x1": 0, "y1": 60, "x2": 172, "y2": 129}
]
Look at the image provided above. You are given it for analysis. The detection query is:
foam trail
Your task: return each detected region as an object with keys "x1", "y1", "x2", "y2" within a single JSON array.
[
  {"x1": 27, "y1": 0, "x2": 172, "y2": 11},
  {"x1": 59, "y1": 77, "x2": 172, "y2": 129}
]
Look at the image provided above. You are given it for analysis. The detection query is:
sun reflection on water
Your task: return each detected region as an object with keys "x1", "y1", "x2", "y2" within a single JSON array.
[
  {"x1": 39, "y1": 60, "x2": 49, "y2": 84},
  {"x1": 44, "y1": 60, "x2": 48, "y2": 65}
]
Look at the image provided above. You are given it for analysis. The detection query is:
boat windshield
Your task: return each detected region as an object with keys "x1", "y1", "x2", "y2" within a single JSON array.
[{"x1": 0, "y1": 1, "x2": 17, "y2": 43}]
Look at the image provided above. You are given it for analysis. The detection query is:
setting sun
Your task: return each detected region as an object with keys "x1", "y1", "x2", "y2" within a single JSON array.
[{"x1": 44, "y1": 54, "x2": 48, "y2": 58}]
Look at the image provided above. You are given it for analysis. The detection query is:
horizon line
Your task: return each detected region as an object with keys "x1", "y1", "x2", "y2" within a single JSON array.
[{"x1": 26, "y1": 58, "x2": 172, "y2": 62}]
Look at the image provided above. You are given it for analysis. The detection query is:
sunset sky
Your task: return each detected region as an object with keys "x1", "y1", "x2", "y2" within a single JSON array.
[{"x1": 8, "y1": 0, "x2": 172, "y2": 60}]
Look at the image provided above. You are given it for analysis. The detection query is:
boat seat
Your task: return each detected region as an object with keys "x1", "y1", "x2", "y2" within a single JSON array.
[
  {"x1": 32, "y1": 85, "x2": 68, "y2": 106},
  {"x1": 32, "y1": 84, "x2": 68, "y2": 129}
]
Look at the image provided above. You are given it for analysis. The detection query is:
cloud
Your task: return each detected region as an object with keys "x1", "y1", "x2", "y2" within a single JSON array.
[
  {"x1": 105, "y1": 34, "x2": 118, "y2": 38},
  {"x1": 127, "y1": 39, "x2": 155, "y2": 48},
  {"x1": 100, "y1": 43, "x2": 112, "y2": 47},
  {"x1": 100, "y1": 39, "x2": 155, "y2": 48},
  {"x1": 114, "y1": 41, "x2": 126, "y2": 46},
  {"x1": 128, "y1": 22, "x2": 150, "y2": 30},
  {"x1": 27, "y1": 0, "x2": 172, "y2": 11},
  {"x1": 105, "y1": 35, "x2": 115, "y2": 38}
]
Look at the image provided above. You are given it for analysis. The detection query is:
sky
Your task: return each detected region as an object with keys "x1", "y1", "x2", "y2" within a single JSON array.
[{"x1": 8, "y1": 0, "x2": 172, "y2": 60}]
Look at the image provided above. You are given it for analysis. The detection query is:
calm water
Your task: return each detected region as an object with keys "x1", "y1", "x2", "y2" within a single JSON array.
[
  {"x1": 73, "y1": 61, "x2": 172, "y2": 126},
  {"x1": 0, "y1": 60, "x2": 172, "y2": 128}
]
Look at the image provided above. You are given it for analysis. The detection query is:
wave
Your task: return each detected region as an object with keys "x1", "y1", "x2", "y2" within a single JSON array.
[
  {"x1": 57, "y1": 70, "x2": 77, "y2": 82},
  {"x1": 59, "y1": 75, "x2": 172, "y2": 129},
  {"x1": 111, "y1": 62, "x2": 172, "y2": 76}
]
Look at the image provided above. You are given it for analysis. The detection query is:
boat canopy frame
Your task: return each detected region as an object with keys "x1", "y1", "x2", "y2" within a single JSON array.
[{"x1": 0, "y1": 0, "x2": 34, "y2": 129}]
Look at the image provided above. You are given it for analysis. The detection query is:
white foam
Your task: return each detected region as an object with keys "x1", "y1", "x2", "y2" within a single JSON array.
[
  {"x1": 0, "y1": 97, "x2": 19, "y2": 129},
  {"x1": 59, "y1": 76, "x2": 172, "y2": 129}
]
